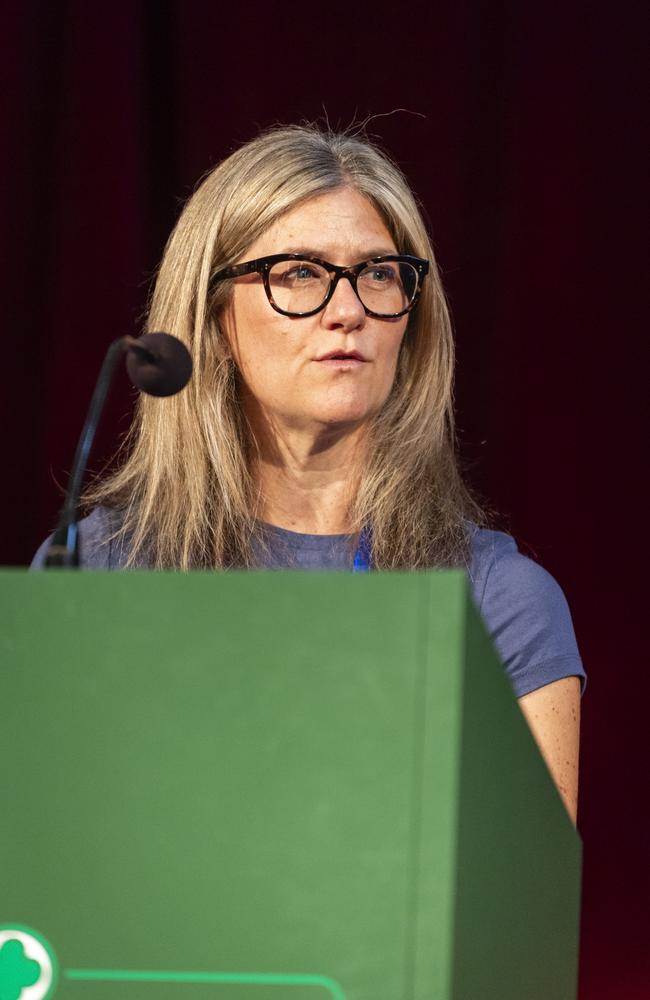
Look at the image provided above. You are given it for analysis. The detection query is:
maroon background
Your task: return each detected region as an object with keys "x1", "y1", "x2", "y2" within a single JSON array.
[{"x1": 2, "y1": 2, "x2": 648, "y2": 995}]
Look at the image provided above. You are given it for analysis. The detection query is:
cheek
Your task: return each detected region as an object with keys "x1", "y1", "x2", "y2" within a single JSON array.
[
  {"x1": 227, "y1": 306, "x2": 299, "y2": 404},
  {"x1": 225, "y1": 291, "x2": 273, "y2": 373},
  {"x1": 379, "y1": 325, "x2": 408, "y2": 380}
]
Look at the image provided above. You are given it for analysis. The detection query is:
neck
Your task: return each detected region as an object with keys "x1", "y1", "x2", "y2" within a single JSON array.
[{"x1": 252, "y1": 422, "x2": 366, "y2": 535}]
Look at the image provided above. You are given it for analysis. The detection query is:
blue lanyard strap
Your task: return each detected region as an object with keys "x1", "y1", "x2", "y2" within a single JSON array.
[{"x1": 352, "y1": 526, "x2": 372, "y2": 573}]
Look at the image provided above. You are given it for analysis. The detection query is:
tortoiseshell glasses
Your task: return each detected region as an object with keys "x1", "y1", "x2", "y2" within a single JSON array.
[{"x1": 210, "y1": 253, "x2": 430, "y2": 319}]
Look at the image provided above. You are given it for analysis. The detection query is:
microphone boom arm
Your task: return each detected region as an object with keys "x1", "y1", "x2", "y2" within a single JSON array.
[
  {"x1": 44, "y1": 336, "x2": 159, "y2": 568},
  {"x1": 45, "y1": 338, "x2": 135, "y2": 566}
]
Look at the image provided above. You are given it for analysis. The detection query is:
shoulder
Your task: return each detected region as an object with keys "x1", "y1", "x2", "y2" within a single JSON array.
[
  {"x1": 466, "y1": 525, "x2": 586, "y2": 698},
  {"x1": 468, "y1": 526, "x2": 551, "y2": 600},
  {"x1": 31, "y1": 507, "x2": 131, "y2": 569}
]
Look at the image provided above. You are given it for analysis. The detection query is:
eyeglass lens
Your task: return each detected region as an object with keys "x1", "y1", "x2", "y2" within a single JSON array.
[{"x1": 267, "y1": 260, "x2": 419, "y2": 315}]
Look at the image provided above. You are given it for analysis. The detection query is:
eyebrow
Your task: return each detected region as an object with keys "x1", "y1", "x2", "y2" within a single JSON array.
[{"x1": 277, "y1": 246, "x2": 398, "y2": 261}]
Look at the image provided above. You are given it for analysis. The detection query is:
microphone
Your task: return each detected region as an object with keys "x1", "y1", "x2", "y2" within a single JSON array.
[
  {"x1": 44, "y1": 333, "x2": 192, "y2": 567},
  {"x1": 126, "y1": 332, "x2": 193, "y2": 397}
]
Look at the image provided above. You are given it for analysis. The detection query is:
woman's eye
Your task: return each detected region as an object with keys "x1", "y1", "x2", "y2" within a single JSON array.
[
  {"x1": 287, "y1": 265, "x2": 317, "y2": 280},
  {"x1": 366, "y1": 266, "x2": 396, "y2": 283}
]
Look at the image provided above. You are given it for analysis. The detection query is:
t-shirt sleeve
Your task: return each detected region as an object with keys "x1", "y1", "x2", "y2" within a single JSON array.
[
  {"x1": 30, "y1": 508, "x2": 119, "y2": 569},
  {"x1": 30, "y1": 534, "x2": 54, "y2": 569},
  {"x1": 469, "y1": 529, "x2": 586, "y2": 699}
]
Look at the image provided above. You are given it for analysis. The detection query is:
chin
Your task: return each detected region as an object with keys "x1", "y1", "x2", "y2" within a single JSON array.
[{"x1": 312, "y1": 400, "x2": 381, "y2": 428}]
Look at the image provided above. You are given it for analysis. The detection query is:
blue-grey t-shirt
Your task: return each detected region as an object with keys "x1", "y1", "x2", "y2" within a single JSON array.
[{"x1": 32, "y1": 507, "x2": 585, "y2": 700}]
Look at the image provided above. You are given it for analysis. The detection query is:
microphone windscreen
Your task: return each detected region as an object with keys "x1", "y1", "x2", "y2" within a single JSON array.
[{"x1": 126, "y1": 333, "x2": 193, "y2": 397}]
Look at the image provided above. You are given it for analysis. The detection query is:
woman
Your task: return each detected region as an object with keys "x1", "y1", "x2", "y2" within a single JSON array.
[{"x1": 33, "y1": 124, "x2": 585, "y2": 820}]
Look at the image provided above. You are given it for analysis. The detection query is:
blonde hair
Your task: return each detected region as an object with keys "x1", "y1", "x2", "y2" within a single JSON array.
[{"x1": 88, "y1": 124, "x2": 485, "y2": 568}]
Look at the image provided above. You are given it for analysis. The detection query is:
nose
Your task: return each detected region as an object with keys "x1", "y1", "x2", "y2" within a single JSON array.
[{"x1": 321, "y1": 275, "x2": 366, "y2": 331}]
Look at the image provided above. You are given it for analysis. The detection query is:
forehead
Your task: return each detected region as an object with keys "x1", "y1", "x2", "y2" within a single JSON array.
[{"x1": 247, "y1": 186, "x2": 397, "y2": 262}]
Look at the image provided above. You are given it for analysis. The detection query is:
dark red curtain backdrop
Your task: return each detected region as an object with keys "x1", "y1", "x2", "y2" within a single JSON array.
[{"x1": 3, "y1": 1, "x2": 647, "y2": 994}]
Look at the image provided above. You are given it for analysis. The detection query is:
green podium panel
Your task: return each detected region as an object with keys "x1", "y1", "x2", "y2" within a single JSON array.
[{"x1": 0, "y1": 570, "x2": 581, "y2": 999}]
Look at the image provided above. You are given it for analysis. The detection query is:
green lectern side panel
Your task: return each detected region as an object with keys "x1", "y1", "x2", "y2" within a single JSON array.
[
  {"x1": 451, "y1": 592, "x2": 582, "y2": 1000},
  {"x1": 1, "y1": 570, "x2": 466, "y2": 1000},
  {"x1": 409, "y1": 574, "x2": 466, "y2": 1000}
]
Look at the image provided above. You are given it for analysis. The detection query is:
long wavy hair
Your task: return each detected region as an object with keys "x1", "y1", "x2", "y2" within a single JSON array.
[{"x1": 87, "y1": 124, "x2": 485, "y2": 568}]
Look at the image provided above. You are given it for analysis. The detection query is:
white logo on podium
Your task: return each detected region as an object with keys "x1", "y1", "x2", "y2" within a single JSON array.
[{"x1": 0, "y1": 927, "x2": 56, "y2": 1000}]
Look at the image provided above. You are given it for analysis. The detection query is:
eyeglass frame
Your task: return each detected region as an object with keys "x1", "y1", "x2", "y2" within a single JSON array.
[{"x1": 209, "y1": 253, "x2": 430, "y2": 319}]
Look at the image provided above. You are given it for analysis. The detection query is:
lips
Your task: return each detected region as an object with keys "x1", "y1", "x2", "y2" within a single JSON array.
[{"x1": 316, "y1": 350, "x2": 368, "y2": 362}]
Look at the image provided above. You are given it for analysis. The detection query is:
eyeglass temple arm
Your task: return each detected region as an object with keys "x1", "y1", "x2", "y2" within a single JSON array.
[{"x1": 210, "y1": 260, "x2": 262, "y2": 286}]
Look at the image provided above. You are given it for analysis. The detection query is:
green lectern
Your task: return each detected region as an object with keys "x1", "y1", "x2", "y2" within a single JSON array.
[{"x1": 0, "y1": 570, "x2": 581, "y2": 999}]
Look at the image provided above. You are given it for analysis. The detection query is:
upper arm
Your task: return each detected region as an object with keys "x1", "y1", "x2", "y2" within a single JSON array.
[
  {"x1": 470, "y1": 530, "x2": 585, "y2": 822},
  {"x1": 518, "y1": 676, "x2": 581, "y2": 824}
]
